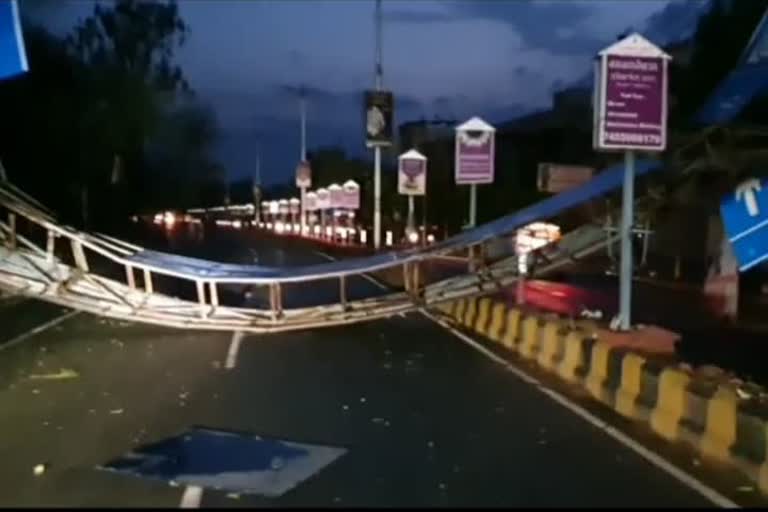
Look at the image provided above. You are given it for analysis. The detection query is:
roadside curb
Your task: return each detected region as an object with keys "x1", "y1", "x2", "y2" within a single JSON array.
[{"x1": 435, "y1": 296, "x2": 768, "y2": 496}]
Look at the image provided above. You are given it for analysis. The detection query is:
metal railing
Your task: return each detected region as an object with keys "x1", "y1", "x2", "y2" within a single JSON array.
[{"x1": 0, "y1": 169, "x2": 644, "y2": 333}]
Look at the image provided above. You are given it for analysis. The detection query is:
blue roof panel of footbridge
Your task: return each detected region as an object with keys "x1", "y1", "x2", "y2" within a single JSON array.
[
  {"x1": 429, "y1": 157, "x2": 663, "y2": 254},
  {"x1": 695, "y1": 9, "x2": 768, "y2": 126},
  {"x1": 127, "y1": 247, "x2": 409, "y2": 283},
  {"x1": 695, "y1": 62, "x2": 768, "y2": 126},
  {"x1": 127, "y1": 158, "x2": 662, "y2": 283}
]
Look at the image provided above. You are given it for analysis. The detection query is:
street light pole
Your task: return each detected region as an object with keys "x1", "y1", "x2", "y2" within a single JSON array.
[
  {"x1": 254, "y1": 140, "x2": 262, "y2": 223},
  {"x1": 300, "y1": 87, "x2": 307, "y2": 161},
  {"x1": 373, "y1": 0, "x2": 383, "y2": 249},
  {"x1": 299, "y1": 86, "x2": 308, "y2": 234}
]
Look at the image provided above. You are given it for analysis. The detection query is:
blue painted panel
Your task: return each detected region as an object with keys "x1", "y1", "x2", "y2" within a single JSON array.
[
  {"x1": 720, "y1": 177, "x2": 768, "y2": 271},
  {"x1": 99, "y1": 427, "x2": 346, "y2": 497},
  {"x1": 695, "y1": 63, "x2": 768, "y2": 126},
  {"x1": 0, "y1": 0, "x2": 27, "y2": 80}
]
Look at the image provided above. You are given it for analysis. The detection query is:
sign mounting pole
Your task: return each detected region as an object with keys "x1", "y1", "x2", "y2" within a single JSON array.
[
  {"x1": 373, "y1": 0, "x2": 383, "y2": 249},
  {"x1": 619, "y1": 149, "x2": 635, "y2": 331},
  {"x1": 300, "y1": 87, "x2": 308, "y2": 235},
  {"x1": 593, "y1": 33, "x2": 671, "y2": 331},
  {"x1": 469, "y1": 184, "x2": 477, "y2": 228}
]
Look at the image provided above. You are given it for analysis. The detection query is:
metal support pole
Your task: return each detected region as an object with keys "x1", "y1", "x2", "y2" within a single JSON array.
[
  {"x1": 125, "y1": 265, "x2": 136, "y2": 290},
  {"x1": 196, "y1": 280, "x2": 206, "y2": 312},
  {"x1": 7, "y1": 212, "x2": 16, "y2": 250},
  {"x1": 403, "y1": 262, "x2": 410, "y2": 293},
  {"x1": 144, "y1": 269, "x2": 154, "y2": 294},
  {"x1": 300, "y1": 187, "x2": 307, "y2": 235},
  {"x1": 46, "y1": 230, "x2": 55, "y2": 263},
  {"x1": 407, "y1": 195, "x2": 415, "y2": 235},
  {"x1": 210, "y1": 281, "x2": 219, "y2": 308},
  {"x1": 374, "y1": 146, "x2": 382, "y2": 249},
  {"x1": 300, "y1": 93, "x2": 307, "y2": 161},
  {"x1": 468, "y1": 184, "x2": 477, "y2": 228},
  {"x1": 517, "y1": 274, "x2": 526, "y2": 305},
  {"x1": 372, "y1": 0, "x2": 383, "y2": 250},
  {"x1": 619, "y1": 150, "x2": 635, "y2": 331},
  {"x1": 413, "y1": 262, "x2": 421, "y2": 300},
  {"x1": 71, "y1": 240, "x2": 89, "y2": 272}
]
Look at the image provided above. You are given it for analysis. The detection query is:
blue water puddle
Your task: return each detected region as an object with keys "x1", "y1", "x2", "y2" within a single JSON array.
[{"x1": 97, "y1": 427, "x2": 347, "y2": 497}]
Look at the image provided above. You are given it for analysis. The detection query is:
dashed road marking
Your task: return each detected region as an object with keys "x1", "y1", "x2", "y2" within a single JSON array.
[
  {"x1": 420, "y1": 309, "x2": 739, "y2": 509},
  {"x1": 179, "y1": 485, "x2": 203, "y2": 508},
  {"x1": 225, "y1": 331, "x2": 244, "y2": 370}
]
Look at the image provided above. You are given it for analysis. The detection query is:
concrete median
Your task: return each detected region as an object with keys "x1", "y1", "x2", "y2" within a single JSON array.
[{"x1": 433, "y1": 295, "x2": 768, "y2": 496}]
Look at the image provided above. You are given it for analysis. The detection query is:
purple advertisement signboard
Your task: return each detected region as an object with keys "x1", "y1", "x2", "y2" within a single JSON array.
[
  {"x1": 305, "y1": 192, "x2": 317, "y2": 211},
  {"x1": 316, "y1": 189, "x2": 330, "y2": 210},
  {"x1": 328, "y1": 185, "x2": 344, "y2": 209},
  {"x1": 398, "y1": 158, "x2": 426, "y2": 195},
  {"x1": 455, "y1": 129, "x2": 495, "y2": 185},
  {"x1": 342, "y1": 183, "x2": 360, "y2": 209},
  {"x1": 595, "y1": 52, "x2": 668, "y2": 152}
]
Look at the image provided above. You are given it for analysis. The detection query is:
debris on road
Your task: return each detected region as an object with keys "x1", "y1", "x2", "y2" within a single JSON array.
[
  {"x1": 33, "y1": 463, "x2": 47, "y2": 476},
  {"x1": 28, "y1": 368, "x2": 79, "y2": 381},
  {"x1": 109, "y1": 408, "x2": 124, "y2": 415},
  {"x1": 359, "y1": 397, "x2": 367, "y2": 404},
  {"x1": 226, "y1": 493, "x2": 240, "y2": 500},
  {"x1": 110, "y1": 338, "x2": 124, "y2": 348},
  {"x1": 31, "y1": 389, "x2": 40, "y2": 394}
]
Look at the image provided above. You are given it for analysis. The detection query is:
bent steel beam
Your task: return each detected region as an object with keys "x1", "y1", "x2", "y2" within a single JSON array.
[{"x1": 0, "y1": 159, "x2": 661, "y2": 333}]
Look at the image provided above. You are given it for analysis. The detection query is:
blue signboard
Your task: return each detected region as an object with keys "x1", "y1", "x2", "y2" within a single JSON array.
[
  {"x1": 0, "y1": 0, "x2": 27, "y2": 80},
  {"x1": 720, "y1": 177, "x2": 768, "y2": 272}
]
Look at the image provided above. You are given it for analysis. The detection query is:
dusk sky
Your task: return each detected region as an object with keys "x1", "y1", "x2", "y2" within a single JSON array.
[{"x1": 25, "y1": 0, "x2": 709, "y2": 185}]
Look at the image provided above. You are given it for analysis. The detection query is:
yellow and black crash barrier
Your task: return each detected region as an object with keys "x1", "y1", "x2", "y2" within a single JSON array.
[{"x1": 434, "y1": 295, "x2": 768, "y2": 496}]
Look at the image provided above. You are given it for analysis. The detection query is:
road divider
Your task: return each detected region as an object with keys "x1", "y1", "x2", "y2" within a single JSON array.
[{"x1": 433, "y1": 295, "x2": 768, "y2": 497}]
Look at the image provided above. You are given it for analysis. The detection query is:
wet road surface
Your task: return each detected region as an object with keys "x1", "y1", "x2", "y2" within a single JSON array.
[{"x1": 0, "y1": 230, "x2": 759, "y2": 507}]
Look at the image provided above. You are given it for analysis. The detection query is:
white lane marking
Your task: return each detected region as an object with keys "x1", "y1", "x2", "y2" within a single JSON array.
[
  {"x1": 0, "y1": 310, "x2": 80, "y2": 353},
  {"x1": 225, "y1": 331, "x2": 244, "y2": 370},
  {"x1": 179, "y1": 485, "x2": 203, "y2": 508},
  {"x1": 312, "y1": 250, "x2": 390, "y2": 291},
  {"x1": 420, "y1": 310, "x2": 739, "y2": 509}
]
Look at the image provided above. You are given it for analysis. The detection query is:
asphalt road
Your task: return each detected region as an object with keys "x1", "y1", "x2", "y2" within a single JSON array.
[{"x1": 0, "y1": 229, "x2": 758, "y2": 507}]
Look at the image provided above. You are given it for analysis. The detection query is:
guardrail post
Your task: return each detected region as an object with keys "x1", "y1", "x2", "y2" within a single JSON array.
[
  {"x1": 70, "y1": 239, "x2": 90, "y2": 272},
  {"x1": 7, "y1": 212, "x2": 16, "y2": 249},
  {"x1": 143, "y1": 269, "x2": 154, "y2": 294},
  {"x1": 46, "y1": 230, "x2": 55, "y2": 263},
  {"x1": 125, "y1": 265, "x2": 136, "y2": 290}
]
